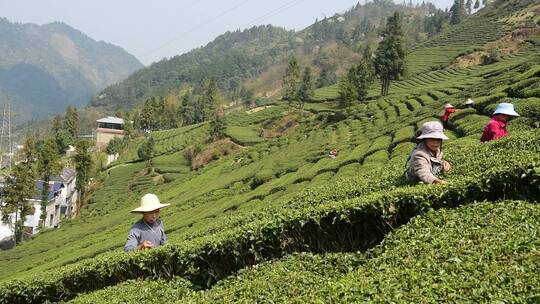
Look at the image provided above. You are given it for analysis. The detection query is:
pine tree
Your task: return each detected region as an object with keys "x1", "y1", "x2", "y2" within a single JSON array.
[
  {"x1": 297, "y1": 67, "x2": 314, "y2": 118},
  {"x1": 282, "y1": 56, "x2": 301, "y2": 101},
  {"x1": 137, "y1": 136, "x2": 155, "y2": 166},
  {"x1": 179, "y1": 91, "x2": 195, "y2": 125},
  {"x1": 20, "y1": 137, "x2": 37, "y2": 163},
  {"x1": 362, "y1": 45, "x2": 373, "y2": 63},
  {"x1": 51, "y1": 115, "x2": 62, "y2": 135},
  {"x1": 240, "y1": 86, "x2": 255, "y2": 109},
  {"x1": 373, "y1": 11, "x2": 405, "y2": 96},
  {"x1": 209, "y1": 109, "x2": 227, "y2": 141},
  {"x1": 338, "y1": 77, "x2": 356, "y2": 110},
  {"x1": 63, "y1": 106, "x2": 79, "y2": 140},
  {"x1": 37, "y1": 137, "x2": 62, "y2": 227},
  {"x1": 201, "y1": 77, "x2": 220, "y2": 121},
  {"x1": 3, "y1": 137, "x2": 38, "y2": 244},
  {"x1": 3, "y1": 162, "x2": 36, "y2": 244},
  {"x1": 73, "y1": 140, "x2": 93, "y2": 216},
  {"x1": 348, "y1": 60, "x2": 374, "y2": 101},
  {"x1": 450, "y1": 0, "x2": 465, "y2": 24},
  {"x1": 316, "y1": 65, "x2": 337, "y2": 88}
]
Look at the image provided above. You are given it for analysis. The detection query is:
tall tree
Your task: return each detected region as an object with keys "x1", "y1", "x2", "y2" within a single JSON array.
[
  {"x1": 137, "y1": 136, "x2": 155, "y2": 166},
  {"x1": 337, "y1": 77, "x2": 356, "y2": 110},
  {"x1": 373, "y1": 11, "x2": 406, "y2": 96},
  {"x1": 450, "y1": 0, "x2": 465, "y2": 24},
  {"x1": 3, "y1": 163, "x2": 36, "y2": 244},
  {"x1": 37, "y1": 137, "x2": 62, "y2": 227},
  {"x1": 282, "y1": 56, "x2": 301, "y2": 102},
  {"x1": 209, "y1": 108, "x2": 227, "y2": 141},
  {"x1": 362, "y1": 45, "x2": 373, "y2": 63},
  {"x1": 73, "y1": 140, "x2": 93, "y2": 216},
  {"x1": 105, "y1": 137, "x2": 123, "y2": 155},
  {"x1": 179, "y1": 91, "x2": 195, "y2": 126},
  {"x1": 201, "y1": 77, "x2": 220, "y2": 121},
  {"x1": 2, "y1": 138, "x2": 38, "y2": 244},
  {"x1": 63, "y1": 106, "x2": 80, "y2": 140},
  {"x1": 297, "y1": 67, "x2": 314, "y2": 118},
  {"x1": 316, "y1": 64, "x2": 337, "y2": 88},
  {"x1": 240, "y1": 86, "x2": 255, "y2": 109},
  {"x1": 348, "y1": 60, "x2": 374, "y2": 101}
]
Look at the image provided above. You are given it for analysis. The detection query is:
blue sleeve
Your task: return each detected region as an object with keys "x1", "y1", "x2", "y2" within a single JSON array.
[
  {"x1": 161, "y1": 223, "x2": 168, "y2": 245},
  {"x1": 124, "y1": 228, "x2": 140, "y2": 252}
]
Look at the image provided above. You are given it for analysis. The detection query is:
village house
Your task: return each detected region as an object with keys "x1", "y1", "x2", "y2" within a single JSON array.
[
  {"x1": 37, "y1": 168, "x2": 78, "y2": 228},
  {"x1": 0, "y1": 168, "x2": 78, "y2": 248},
  {"x1": 96, "y1": 116, "x2": 125, "y2": 150}
]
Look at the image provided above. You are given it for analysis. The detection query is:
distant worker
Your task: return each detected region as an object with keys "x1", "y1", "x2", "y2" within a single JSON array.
[
  {"x1": 465, "y1": 98, "x2": 475, "y2": 109},
  {"x1": 480, "y1": 102, "x2": 519, "y2": 143},
  {"x1": 406, "y1": 121, "x2": 451, "y2": 185},
  {"x1": 441, "y1": 103, "x2": 456, "y2": 126},
  {"x1": 124, "y1": 193, "x2": 170, "y2": 252},
  {"x1": 329, "y1": 148, "x2": 338, "y2": 159}
]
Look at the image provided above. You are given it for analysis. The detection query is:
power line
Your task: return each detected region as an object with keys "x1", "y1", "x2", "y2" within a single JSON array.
[
  {"x1": 241, "y1": 0, "x2": 307, "y2": 29},
  {"x1": 141, "y1": 0, "x2": 252, "y2": 61}
]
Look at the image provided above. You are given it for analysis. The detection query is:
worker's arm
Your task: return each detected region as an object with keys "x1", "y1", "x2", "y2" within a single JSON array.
[{"x1": 124, "y1": 229, "x2": 140, "y2": 252}]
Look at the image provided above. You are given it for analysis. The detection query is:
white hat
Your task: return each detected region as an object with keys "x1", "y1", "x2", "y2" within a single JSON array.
[
  {"x1": 417, "y1": 121, "x2": 449, "y2": 140},
  {"x1": 465, "y1": 98, "x2": 475, "y2": 105},
  {"x1": 444, "y1": 103, "x2": 454, "y2": 109},
  {"x1": 131, "y1": 193, "x2": 170, "y2": 213},
  {"x1": 493, "y1": 103, "x2": 519, "y2": 117}
]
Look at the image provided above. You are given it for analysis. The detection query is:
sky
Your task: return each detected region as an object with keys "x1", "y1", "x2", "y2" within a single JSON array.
[{"x1": 0, "y1": 0, "x2": 454, "y2": 66}]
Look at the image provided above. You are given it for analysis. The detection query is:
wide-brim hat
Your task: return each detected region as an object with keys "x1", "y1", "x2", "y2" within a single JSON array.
[
  {"x1": 444, "y1": 103, "x2": 454, "y2": 108},
  {"x1": 465, "y1": 98, "x2": 475, "y2": 105},
  {"x1": 493, "y1": 102, "x2": 519, "y2": 117},
  {"x1": 131, "y1": 193, "x2": 170, "y2": 213},
  {"x1": 417, "y1": 121, "x2": 449, "y2": 140}
]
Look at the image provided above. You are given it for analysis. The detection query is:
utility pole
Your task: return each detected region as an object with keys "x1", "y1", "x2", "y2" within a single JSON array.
[{"x1": 0, "y1": 97, "x2": 13, "y2": 170}]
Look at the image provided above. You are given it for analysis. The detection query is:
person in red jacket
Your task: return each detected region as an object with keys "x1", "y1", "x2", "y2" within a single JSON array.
[
  {"x1": 480, "y1": 103, "x2": 519, "y2": 142},
  {"x1": 441, "y1": 103, "x2": 456, "y2": 125}
]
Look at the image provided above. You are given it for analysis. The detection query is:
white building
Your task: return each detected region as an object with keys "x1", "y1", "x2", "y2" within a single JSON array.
[
  {"x1": 96, "y1": 116, "x2": 125, "y2": 150},
  {"x1": 0, "y1": 168, "x2": 78, "y2": 244},
  {"x1": 38, "y1": 168, "x2": 78, "y2": 228}
]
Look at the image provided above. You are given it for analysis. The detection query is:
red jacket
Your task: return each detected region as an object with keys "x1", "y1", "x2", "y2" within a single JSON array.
[
  {"x1": 441, "y1": 108, "x2": 456, "y2": 122},
  {"x1": 481, "y1": 116, "x2": 508, "y2": 142}
]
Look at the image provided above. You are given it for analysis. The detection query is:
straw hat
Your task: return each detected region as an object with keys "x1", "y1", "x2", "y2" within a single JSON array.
[
  {"x1": 493, "y1": 103, "x2": 519, "y2": 117},
  {"x1": 465, "y1": 98, "x2": 475, "y2": 105},
  {"x1": 131, "y1": 193, "x2": 170, "y2": 213},
  {"x1": 444, "y1": 103, "x2": 454, "y2": 109},
  {"x1": 417, "y1": 121, "x2": 449, "y2": 140}
]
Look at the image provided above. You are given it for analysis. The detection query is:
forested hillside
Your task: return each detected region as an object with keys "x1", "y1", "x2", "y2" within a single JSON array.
[
  {"x1": 1, "y1": 0, "x2": 539, "y2": 303},
  {"x1": 0, "y1": 18, "x2": 143, "y2": 121},
  {"x1": 89, "y1": 0, "x2": 443, "y2": 111}
]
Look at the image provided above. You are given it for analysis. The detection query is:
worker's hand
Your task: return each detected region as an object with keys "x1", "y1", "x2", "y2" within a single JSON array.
[
  {"x1": 138, "y1": 240, "x2": 154, "y2": 250},
  {"x1": 442, "y1": 160, "x2": 451, "y2": 173}
]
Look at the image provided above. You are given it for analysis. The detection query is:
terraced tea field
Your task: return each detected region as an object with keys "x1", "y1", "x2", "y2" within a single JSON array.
[{"x1": 1, "y1": 2, "x2": 539, "y2": 303}]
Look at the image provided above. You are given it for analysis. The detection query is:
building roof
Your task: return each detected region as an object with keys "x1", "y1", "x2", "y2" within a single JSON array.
[
  {"x1": 96, "y1": 116, "x2": 124, "y2": 124},
  {"x1": 53, "y1": 168, "x2": 76, "y2": 184},
  {"x1": 33, "y1": 181, "x2": 63, "y2": 201}
]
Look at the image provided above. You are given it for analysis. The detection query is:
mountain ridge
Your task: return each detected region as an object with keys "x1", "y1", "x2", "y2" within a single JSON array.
[{"x1": 0, "y1": 17, "x2": 143, "y2": 122}]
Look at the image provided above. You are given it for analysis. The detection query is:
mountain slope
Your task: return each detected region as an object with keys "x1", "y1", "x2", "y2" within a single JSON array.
[
  {"x1": 0, "y1": 18, "x2": 143, "y2": 121},
  {"x1": 89, "y1": 0, "x2": 440, "y2": 110},
  {"x1": 0, "y1": 1, "x2": 539, "y2": 303}
]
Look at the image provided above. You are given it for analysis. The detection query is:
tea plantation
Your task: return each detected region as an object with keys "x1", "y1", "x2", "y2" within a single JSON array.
[{"x1": 1, "y1": 1, "x2": 540, "y2": 303}]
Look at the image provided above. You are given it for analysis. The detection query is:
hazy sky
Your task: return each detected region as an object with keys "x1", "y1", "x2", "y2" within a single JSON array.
[{"x1": 0, "y1": 0, "x2": 454, "y2": 65}]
